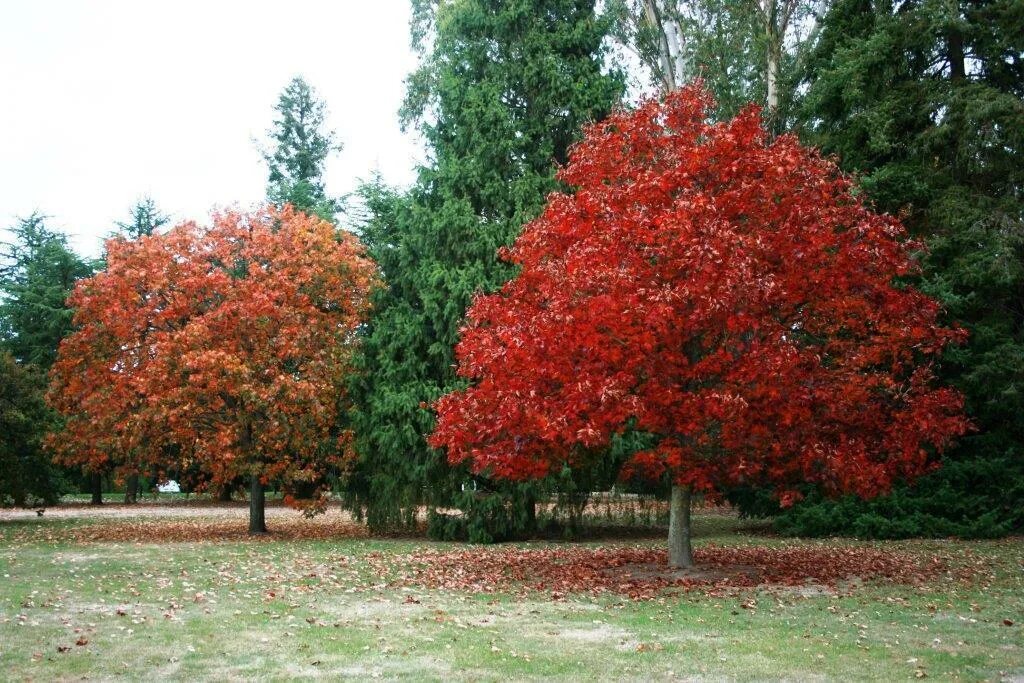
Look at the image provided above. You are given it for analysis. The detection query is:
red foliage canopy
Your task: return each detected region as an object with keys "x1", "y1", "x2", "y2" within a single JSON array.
[
  {"x1": 429, "y1": 86, "x2": 968, "y2": 504},
  {"x1": 48, "y1": 207, "x2": 377, "y2": 507}
]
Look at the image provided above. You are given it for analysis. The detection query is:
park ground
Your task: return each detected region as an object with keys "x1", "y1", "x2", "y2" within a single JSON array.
[{"x1": 0, "y1": 499, "x2": 1021, "y2": 681}]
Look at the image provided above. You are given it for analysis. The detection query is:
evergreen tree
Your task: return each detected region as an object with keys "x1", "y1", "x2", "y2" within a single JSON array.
[
  {"x1": 0, "y1": 351, "x2": 62, "y2": 507},
  {"x1": 0, "y1": 215, "x2": 92, "y2": 505},
  {"x1": 347, "y1": 0, "x2": 624, "y2": 538},
  {"x1": 763, "y1": 0, "x2": 1024, "y2": 537},
  {"x1": 0, "y1": 214, "x2": 94, "y2": 369},
  {"x1": 113, "y1": 197, "x2": 169, "y2": 240},
  {"x1": 261, "y1": 77, "x2": 341, "y2": 221}
]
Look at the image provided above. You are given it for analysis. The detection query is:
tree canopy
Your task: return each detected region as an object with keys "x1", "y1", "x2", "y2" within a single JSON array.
[
  {"x1": 348, "y1": 0, "x2": 624, "y2": 538},
  {"x1": 430, "y1": 86, "x2": 969, "y2": 563},
  {"x1": 766, "y1": 0, "x2": 1024, "y2": 537},
  {"x1": 262, "y1": 77, "x2": 341, "y2": 221},
  {"x1": 0, "y1": 214, "x2": 94, "y2": 369},
  {"x1": 0, "y1": 351, "x2": 62, "y2": 506},
  {"x1": 48, "y1": 207, "x2": 377, "y2": 531}
]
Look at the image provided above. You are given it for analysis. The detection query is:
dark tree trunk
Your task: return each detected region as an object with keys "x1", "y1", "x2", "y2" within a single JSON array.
[
  {"x1": 218, "y1": 482, "x2": 234, "y2": 502},
  {"x1": 124, "y1": 474, "x2": 139, "y2": 504},
  {"x1": 667, "y1": 485, "x2": 694, "y2": 568},
  {"x1": 90, "y1": 472, "x2": 103, "y2": 506},
  {"x1": 249, "y1": 474, "x2": 267, "y2": 534},
  {"x1": 947, "y1": 25, "x2": 966, "y2": 82},
  {"x1": 523, "y1": 488, "x2": 537, "y2": 535}
]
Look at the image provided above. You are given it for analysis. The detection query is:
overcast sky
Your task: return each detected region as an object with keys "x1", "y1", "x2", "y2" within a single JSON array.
[{"x1": 0, "y1": 1, "x2": 423, "y2": 257}]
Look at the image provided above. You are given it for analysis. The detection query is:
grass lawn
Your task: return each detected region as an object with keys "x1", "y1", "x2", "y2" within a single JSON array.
[{"x1": 0, "y1": 504, "x2": 1021, "y2": 681}]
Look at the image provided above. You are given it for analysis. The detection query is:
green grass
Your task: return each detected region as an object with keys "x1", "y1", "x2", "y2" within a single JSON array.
[{"x1": 1, "y1": 508, "x2": 1021, "y2": 680}]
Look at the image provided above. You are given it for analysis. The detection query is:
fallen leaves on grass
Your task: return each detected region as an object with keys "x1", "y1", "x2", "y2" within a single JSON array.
[
  {"x1": 363, "y1": 544, "x2": 952, "y2": 600},
  {"x1": 66, "y1": 516, "x2": 371, "y2": 543}
]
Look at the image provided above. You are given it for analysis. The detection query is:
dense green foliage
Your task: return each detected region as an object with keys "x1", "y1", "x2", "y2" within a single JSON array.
[
  {"x1": 113, "y1": 197, "x2": 169, "y2": 240},
  {"x1": 762, "y1": 0, "x2": 1024, "y2": 537},
  {"x1": 0, "y1": 215, "x2": 91, "y2": 505},
  {"x1": 262, "y1": 77, "x2": 340, "y2": 220},
  {"x1": 347, "y1": 0, "x2": 623, "y2": 539},
  {"x1": 606, "y1": 0, "x2": 815, "y2": 126},
  {"x1": 0, "y1": 214, "x2": 94, "y2": 369},
  {"x1": 676, "y1": 0, "x2": 767, "y2": 119},
  {"x1": 0, "y1": 351, "x2": 62, "y2": 506}
]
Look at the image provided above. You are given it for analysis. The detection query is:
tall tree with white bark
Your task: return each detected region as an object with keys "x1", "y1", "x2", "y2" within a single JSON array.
[{"x1": 608, "y1": 0, "x2": 820, "y2": 128}]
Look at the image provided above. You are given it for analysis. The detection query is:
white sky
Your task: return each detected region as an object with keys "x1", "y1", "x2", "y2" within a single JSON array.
[{"x1": 0, "y1": 1, "x2": 423, "y2": 258}]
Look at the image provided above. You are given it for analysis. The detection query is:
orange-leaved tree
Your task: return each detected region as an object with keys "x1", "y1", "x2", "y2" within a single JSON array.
[
  {"x1": 429, "y1": 85, "x2": 970, "y2": 567},
  {"x1": 49, "y1": 206, "x2": 377, "y2": 532}
]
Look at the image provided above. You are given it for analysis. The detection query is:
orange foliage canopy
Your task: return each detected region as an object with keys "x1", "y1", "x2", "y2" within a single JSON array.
[
  {"x1": 430, "y1": 86, "x2": 969, "y2": 505},
  {"x1": 48, "y1": 206, "x2": 377, "y2": 508}
]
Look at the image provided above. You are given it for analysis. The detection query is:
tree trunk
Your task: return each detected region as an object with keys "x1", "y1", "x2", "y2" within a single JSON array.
[
  {"x1": 748, "y1": 0, "x2": 788, "y2": 136},
  {"x1": 90, "y1": 472, "x2": 103, "y2": 506},
  {"x1": 248, "y1": 474, "x2": 267, "y2": 534},
  {"x1": 124, "y1": 474, "x2": 139, "y2": 504},
  {"x1": 667, "y1": 485, "x2": 694, "y2": 568},
  {"x1": 765, "y1": 30, "x2": 782, "y2": 134},
  {"x1": 11, "y1": 475, "x2": 26, "y2": 507},
  {"x1": 947, "y1": 27, "x2": 965, "y2": 82},
  {"x1": 218, "y1": 482, "x2": 234, "y2": 502},
  {"x1": 642, "y1": 0, "x2": 678, "y2": 91},
  {"x1": 523, "y1": 488, "x2": 537, "y2": 535}
]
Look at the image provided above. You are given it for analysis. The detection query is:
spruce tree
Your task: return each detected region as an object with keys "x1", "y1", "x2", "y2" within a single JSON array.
[
  {"x1": 766, "y1": 0, "x2": 1024, "y2": 537},
  {"x1": 0, "y1": 215, "x2": 93, "y2": 505},
  {"x1": 0, "y1": 351, "x2": 61, "y2": 506},
  {"x1": 348, "y1": 0, "x2": 623, "y2": 538},
  {"x1": 262, "y1": 77, "x2": 341, "y2": 221},
  {"x1": 0, "y1": 214, "x2": 94, "y2": 369},
  {"x1": 114, "y1": 197, "x2": 169, "y2": 240}
]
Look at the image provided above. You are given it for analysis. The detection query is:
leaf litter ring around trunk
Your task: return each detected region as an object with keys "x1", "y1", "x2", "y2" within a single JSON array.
[{"x1": 365, "y1": 544, "x2": 958, "y2": 601}]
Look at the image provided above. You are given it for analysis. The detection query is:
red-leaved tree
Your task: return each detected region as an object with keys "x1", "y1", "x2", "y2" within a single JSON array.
[
  {"x1": 429, "y1": 86, "x2": 969, "y2": 567},
  {"x1": 49, "y1": 206, "x2": 377, "y2": 532}
]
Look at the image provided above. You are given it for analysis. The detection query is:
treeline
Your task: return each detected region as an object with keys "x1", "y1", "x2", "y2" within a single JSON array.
[{"x1": 1, "y1": 0, "x2": 1020, "y2": 540}]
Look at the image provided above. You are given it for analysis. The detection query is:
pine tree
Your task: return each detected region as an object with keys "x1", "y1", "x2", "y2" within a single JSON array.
[
  {"x1": 0, "y1": 214, "x2": 94, "y2": 369},
  {"x1": 114, "y1": 197, "x2": 169, "y2": 240},
  {"x1": 765, "y1": 0, "x2": 1024, "y2": 537},
  {"x1": 262, "y1": 77, "x2": 341, "y2": 221},
  {"x1": 347, "y1": 0, "x2": 624, "y2": 538},
  {"x1": 0, "y1": 351, "x2": 62, "y2": 507},
  {"x1": 0, "y1": 215, "x2": 92, "y2": 505}
]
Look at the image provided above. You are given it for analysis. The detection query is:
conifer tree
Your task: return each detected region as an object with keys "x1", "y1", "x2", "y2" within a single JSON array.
[
  {"x1": 348, "y1": 0, "x2": 623, "y2": 539},
  {"x1": 766, "y1": 0, "x2": 1024, "y2": 537},
  {"x1": 0, "y1": 214, "x2": 93, "y2": 370},
  {"x1": 262, "y1": 77, "x2": 341, "y2": 221},
  {"x1": 114, "y1": 197, "x2": 169, "y2": 240},
  {"x1": 0, "y1": 214, "x2": 93, "y2": 504},
  {"x1": 0, "y1": 351, "x2": 62, "y2": 507}
]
